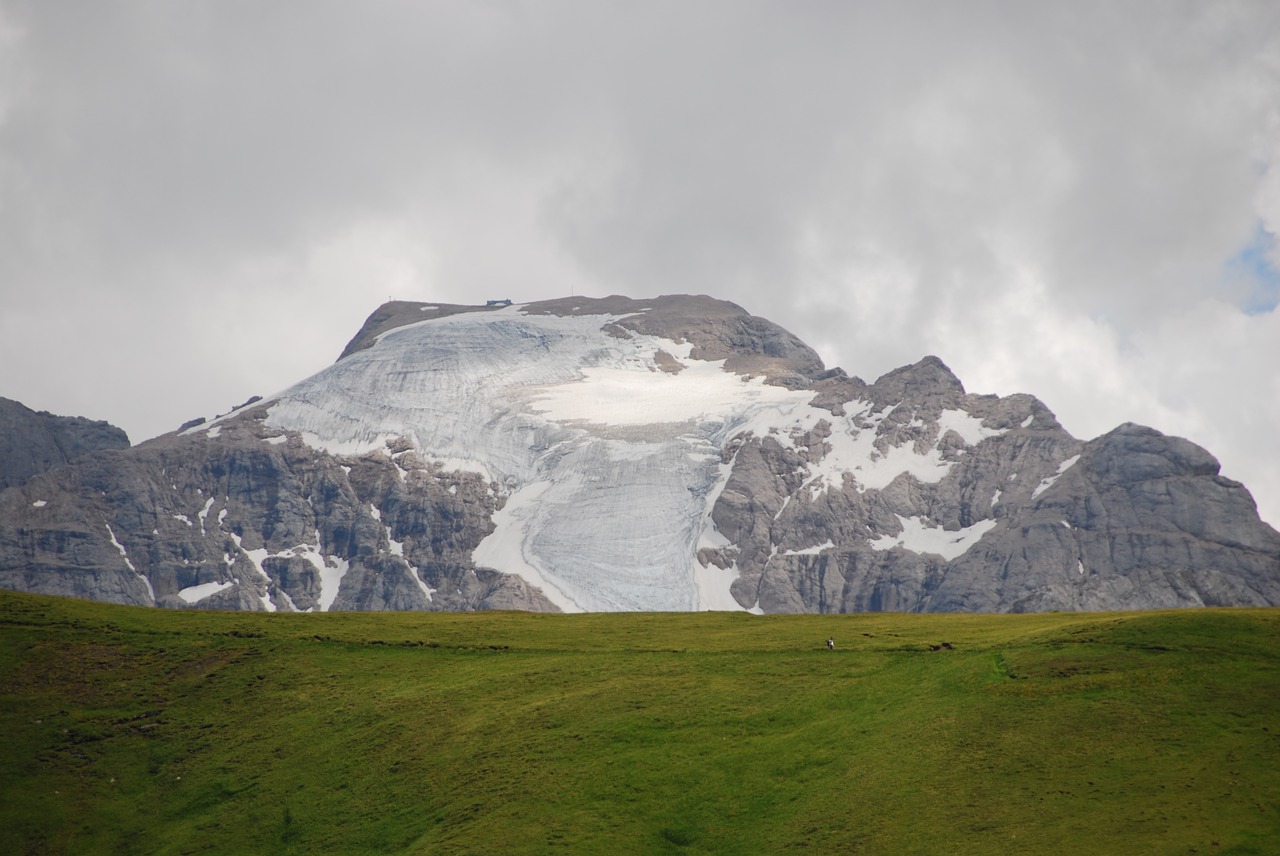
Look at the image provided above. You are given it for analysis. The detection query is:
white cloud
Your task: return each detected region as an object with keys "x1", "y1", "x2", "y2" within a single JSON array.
[{"x1": 0, "y1": 1, "x2": 1278, "y2": 528}]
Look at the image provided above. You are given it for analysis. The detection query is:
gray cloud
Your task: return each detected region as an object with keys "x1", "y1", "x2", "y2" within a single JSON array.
[{"x1": 2, "y1": 0, "x2": 1278, "y2": 522}]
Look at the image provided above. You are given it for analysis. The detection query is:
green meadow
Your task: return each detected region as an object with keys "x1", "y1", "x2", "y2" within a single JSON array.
[{"x1": 1, "y1": 590, "x2": 1277, "y2": 855}]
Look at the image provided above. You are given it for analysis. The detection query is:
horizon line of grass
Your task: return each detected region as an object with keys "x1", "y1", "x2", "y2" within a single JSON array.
[{"x1": 3, "y1": 590, "x2": 1278, "y2": 855}]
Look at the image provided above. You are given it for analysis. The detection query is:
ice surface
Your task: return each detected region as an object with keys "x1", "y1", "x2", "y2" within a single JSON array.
[{"x1": 263, "y1": 309, "x2": 1006, "y2": 612}]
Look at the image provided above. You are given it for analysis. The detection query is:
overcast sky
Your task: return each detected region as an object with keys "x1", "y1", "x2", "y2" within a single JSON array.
[{"x1": 2, "y1": 1, "x2": 1278, "y2": 525}]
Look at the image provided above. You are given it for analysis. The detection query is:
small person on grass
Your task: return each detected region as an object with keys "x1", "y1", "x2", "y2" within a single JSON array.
[{"x1": 826, "y1": 637, "x2": 835, "y2": 650}]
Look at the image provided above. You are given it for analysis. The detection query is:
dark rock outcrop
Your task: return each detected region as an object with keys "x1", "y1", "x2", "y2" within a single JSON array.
[{"x1": 0, "y1": 397, "x2": 129, "y2": 489}]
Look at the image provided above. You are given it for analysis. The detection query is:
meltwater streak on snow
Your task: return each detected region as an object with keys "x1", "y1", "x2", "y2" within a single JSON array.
[{"x1": 264, "y1": 308, "x2": 1006, "y2": 612}]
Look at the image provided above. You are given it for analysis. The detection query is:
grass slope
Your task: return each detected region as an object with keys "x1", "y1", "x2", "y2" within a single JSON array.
[{"x1": 2, "y1": 590, "x2": 1278, "y2": 855}]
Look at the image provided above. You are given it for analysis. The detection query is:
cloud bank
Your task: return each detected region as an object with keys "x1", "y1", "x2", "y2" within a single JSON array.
[{"x1": 2, "y1": 1, "x2": 1278, "y2": 523}]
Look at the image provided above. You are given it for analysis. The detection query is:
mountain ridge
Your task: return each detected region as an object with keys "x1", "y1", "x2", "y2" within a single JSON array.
[
  {"x1": 0, "y1": 397, "x2": 130, "y2": 490},
  {"x1": 1, "y1": 295, "x2": 1276, "y2": 613}
]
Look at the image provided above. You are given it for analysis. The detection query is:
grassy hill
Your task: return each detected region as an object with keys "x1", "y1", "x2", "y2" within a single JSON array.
[{"x1": 2, "y1": 590, "x2": 1278, "y2": 855}]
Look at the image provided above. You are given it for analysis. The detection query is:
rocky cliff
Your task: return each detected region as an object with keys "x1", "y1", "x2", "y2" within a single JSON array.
[
  {"x1": 1, "y1": 295, "x2": 1277, "y2": 613},
  {"x1": 0, "y1": 397, "x2": 130, "y2": 490}
]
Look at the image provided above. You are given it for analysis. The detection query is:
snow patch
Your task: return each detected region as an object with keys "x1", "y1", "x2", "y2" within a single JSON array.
[
  {"x1": 105, "y1": 524, "x2": 136, "y2": 572},
  {"x1": 386, "y1": 528, "x2": 404, "y2": 557},
  {"x1": 105, "y1": 523, "x2": 154, "y2": 602},
  {"x1": 426, "y1": 457, "x2": 493, "y2": 480},
  {"x1": 173, "y1": 514, "x2": 192, "y2": 526},
  {"x1": 693, "y1": 560, "x2": 746, "y2": 611},
  {"x1": 264, "y1": 435, "x2": 288, "y2": 445},
  {"x1": 783, "y1": 540, "x2": 834, "y2": 556},
  {"x1": 230, "y1": 530, "x2": 346, "y2": 612},
  {"x1": 318, "y1": 556, "x2": 348, "y2": 612},
  {"x1": 527, "y1": 347, "x2": 804, "y2": 428},
  {"x1": 936, "y1": 408, "x2": 1005, "y2": 447},
  {"x1": 31, "y1": 500, "x2": 47, "y2": 508},
  {"x1": 178, "y1": 581, "x2": 235, "y2": 603},
  {"x1": 406, "y1": 565, "x2": 435, "y2": 602},
  {"x1": 869, "y1": 516, "x2": 997, "y2": 561},
  {"x1": 206, "y1": 425, "x2": 221, "y2": 438},
  {"x1": 197, "y1": 497, "x2": 215, "y2": 536},
  {"x1": 1032, "y1": 455, "x2": 1082, "y2": 499}
]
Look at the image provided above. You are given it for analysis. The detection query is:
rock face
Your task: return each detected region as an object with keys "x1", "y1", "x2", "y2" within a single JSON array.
[
  {"x1": 0, "y1": 412, "x2": 549, "y2": 612},
  {"x1": 1, "y1": 295, "x2": 1277, "y2": 613},
  {"x1": 0, "y1": 397, "x2": 130, "y2": 489}
]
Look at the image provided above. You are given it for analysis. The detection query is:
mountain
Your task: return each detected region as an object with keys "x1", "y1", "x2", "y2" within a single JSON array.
[
  {"x1": 2, "y1": 295, "x2": 1277, "y2": 613},
  {"x1": 0, "y1": 397, "x2": 129, "y2": 490}
]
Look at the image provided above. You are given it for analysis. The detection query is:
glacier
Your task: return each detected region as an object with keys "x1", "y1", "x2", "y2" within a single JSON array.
[{"x1": 262, "y1": 305, "x2": 999, "y2": 612}]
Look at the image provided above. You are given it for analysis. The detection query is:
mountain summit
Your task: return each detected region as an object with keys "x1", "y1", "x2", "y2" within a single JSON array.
[{"x1": 2, "y1": 295, "x2": 1278, "y2": 613}]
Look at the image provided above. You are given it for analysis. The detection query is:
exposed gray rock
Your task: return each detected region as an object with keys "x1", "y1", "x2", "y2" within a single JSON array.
[
  {"x1": 0, "y1": 408, "x2": 554, "y2": 612},
  {"x1": 0, "y1": 397, "x2": 129, "y2": 489}
]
